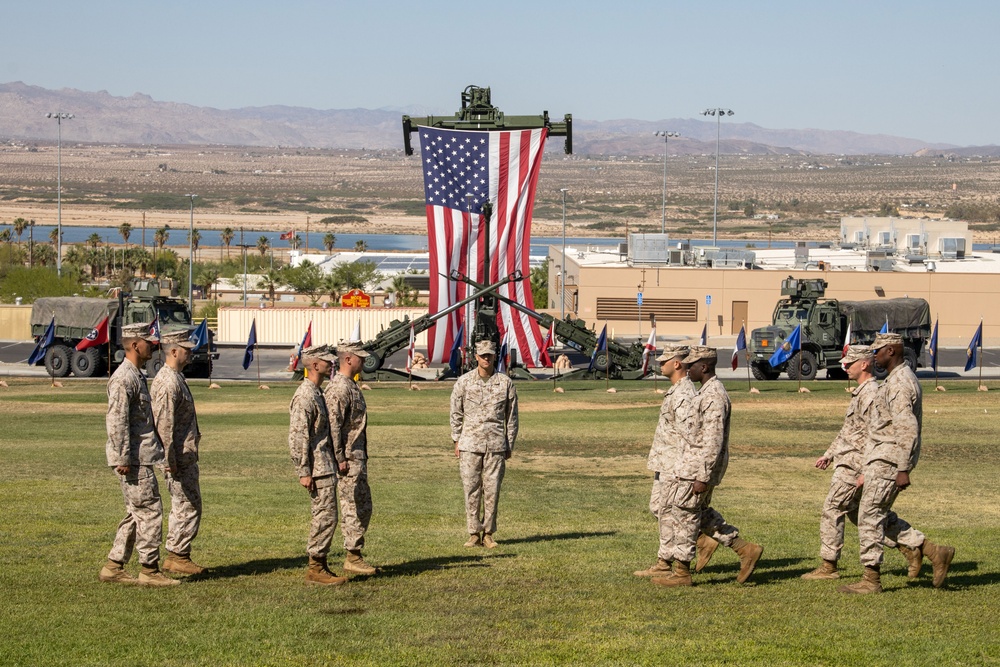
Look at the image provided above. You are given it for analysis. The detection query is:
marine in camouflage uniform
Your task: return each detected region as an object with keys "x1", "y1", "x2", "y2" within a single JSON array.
[
  {"x1": 150, "y1": 329, "x2": 206, "y2": 575},
  {"x1": 100, "y1": 322, "x2": 178, "y2": 587},
  {"x1": 450, "y1": 339, "x2": 519, "y2": 548}
]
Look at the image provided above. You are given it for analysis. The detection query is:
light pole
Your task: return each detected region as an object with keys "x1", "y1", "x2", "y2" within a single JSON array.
[
  {"x1": 185, "y1": 194, "x2": 197, "y2": 311},
  {"x1": 46, "y1": 112, "x2": 74, "y2": 277},
  {"x1": 701, "y1": 108, "x2": 734, "y2": 245},
  {"x1": 655, "y1": 131, "x2": 679, "y2": 234},
  {"x1": 560, "y1": 188, "x2": 569, "y2": 322}
]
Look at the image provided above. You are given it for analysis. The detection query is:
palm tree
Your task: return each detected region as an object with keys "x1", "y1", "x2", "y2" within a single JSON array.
[
  {"x1": 221, "y1": 227, "x2": 234, "y2": 260},
  {"x1": 189, "y1": 230, "x2": 201, "y2": 262},
  {"x1": 257, "y1": 269, "x2": 282, "y2": 306},
  {"x1": 323, "y1": 232, "x2": 336, "y2": 252},
  {"x1": 291, "y1": 234, "x2": 302, "y2": 251},
  {"x1": 1, "y1": 227, "x2": 11, "y2": 264},
  {"x1": 354, "y1": 239, "x2": 368, "y2": 252},
  {"x1": 154, "y1": 226, "x2": 170, "y2": 250},
  {"x1": 118, "y1": 222, "x2": 133, "y2": 247},
  {"x1": 322, "y1": 272, "x2": 346, "y2": 304},
  {"x1": 197, "y1": 267, "x2": 222, "y2": 300},
  {"x1": 87, "y1": 233, "x2": 102, "y2": 249},
  {"x1": 257, "y1": 236, "x2": 270, "y2": 257},
  {"x1": 48, "y1": 227, "x2": 61, "y2": 245},
  {"x1": 32, "y1": 243, "x2": 56, "y2": 267},
  {"x1": 12, "y1": 218, "x2": 28, "y2": 246}
]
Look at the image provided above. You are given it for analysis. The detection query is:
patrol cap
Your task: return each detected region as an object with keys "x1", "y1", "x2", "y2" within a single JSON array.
[
  {"x1": 655, "y1": 343, "x2": 690, "y2": 362},
  {"x1": 681, "y1": 345, "x2": 717, "y2": 364},
  {"x1": 475, "y1": 340, "x2": 497, "y2": 356},
  {"x1": 337, "y1": 340, "x2": 370, "y2": 358},
  {"x1": 871, "y1": 332, "x2": 903, "y2": 350},
  {"x1": 160, "y1": 329, "x2": 196, "y2": 349},
  {"x1": 841, "y1": 344, "x2": 873, "y2": 366},
  {"x1": 122, "y1": 322, "x2": 159, "y2": 343},
  {"x1": 301, "y1": 344, "x2": 337, "y2": 362}
]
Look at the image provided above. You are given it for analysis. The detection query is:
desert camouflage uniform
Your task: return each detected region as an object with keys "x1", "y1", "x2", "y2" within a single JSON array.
[
  {"x1": 289, "y1": 381, "x2": 339, "y2": 557},
  {"x1": 325, "y1": 373, "x2": 371, "y2": 551},
  {"x1": 105, "y1": 358, "x2": 165, "y2": 567},
  {"x1": 451, "y1": 368, "x2": 519, "y2": 535},
  {"x1": 857, "y1": 363, "x2": 925, "y2": 567},
  {"x1": 151, "y1": 364, "x2": 203, "y2": 557},
  {"x1": 669, "y1": 375, "x2": 740, "y2": 562},
  {"x1": 647, "y1": 376, "x2": 697, "y2": 561}
]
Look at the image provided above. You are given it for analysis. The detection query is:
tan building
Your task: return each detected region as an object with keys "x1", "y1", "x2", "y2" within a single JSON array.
[{"x1": 839, "y1": 216, "x2": 972, "y2": 258}]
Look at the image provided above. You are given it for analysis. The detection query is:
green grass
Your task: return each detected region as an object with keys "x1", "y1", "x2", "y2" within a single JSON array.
[{"x1": 1, "y1": 379, "x2": 998, "y2": 666}]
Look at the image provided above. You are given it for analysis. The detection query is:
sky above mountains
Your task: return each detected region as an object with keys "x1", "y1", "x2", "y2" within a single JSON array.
[{"x1": 5, "y1": 1, "x2": 997, "y2": 146}]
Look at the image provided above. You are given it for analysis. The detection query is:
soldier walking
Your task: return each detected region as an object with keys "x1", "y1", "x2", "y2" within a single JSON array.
[
  {"x1": 289, "y1": 345, "x2": 347, "y2": 585},
  {"x1": 100, "y1": 322, "x2": 178, "y2": 587},
  {"x1": 151, "y1": 329, "x2": 207, "y2": 576},
  {"x1": 450, "y1": 340, "x2": 519, "y2": 548},
  {"x1": 325, "y1": 341, "x2": 379, "y2": 575}
]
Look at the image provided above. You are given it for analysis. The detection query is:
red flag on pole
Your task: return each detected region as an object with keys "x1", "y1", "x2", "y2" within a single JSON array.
[
  {"x1": 540, "y1": 326, "x2": 555, "y2": 368},
  {"x1": 279, "y1": 230, "x2": 293, "y2": 240},
  {"x1": 641, "y1": 326, "x2": 657, "y2": 374},
  {"x1": 76, "y1": 316, "x2": 109, "y2": 351}
]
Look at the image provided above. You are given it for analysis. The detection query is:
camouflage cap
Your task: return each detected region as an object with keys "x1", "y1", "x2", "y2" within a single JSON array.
[
  {"x1": 841, "y1": 344, "x2": 873, "y2": 366},
  {"x1": 871, "y1": 332, "x2": 903, "y2": 350},
  {"x1": 681, "y1": 345, "x2": 717, "y2": 364},
  {"x1": 301, "y1": 344, "x2": 337, "y2": 363},
  {"x1": 337, "y1": 340, "x2": 370, "y2": 358},
  {"x1": 655, "y1": 343, "x2": 690, "y2": 362},
  {"x1": 475, "y1": 340, "x2": 497, "y2": 356},
  {"x1": 121, "y1": 322, "x2": 158, "y2": 343},
  {"x1": 160, "y1": 329, "x2": 196, "y2": 349}
]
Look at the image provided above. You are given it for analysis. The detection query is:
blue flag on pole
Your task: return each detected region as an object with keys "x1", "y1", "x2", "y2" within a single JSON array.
[
  {"x1": 732, "y1": 325, "x2": 747, "y2": 371},
  {"x1": 880, "y1": 317, "x2": 889, "y2": 334},
  {"x1": 449, "y1": 322, "x2": 465, "y2": 376},
  {"x1": 242, "y1": 320, "x2": 257, "y2": 370},
  {"x1": 190, "y1": 318, "x2": 209, "y2": 351},
  {"x1": 965, "y1": 321, "x2": 983, "y2": 372},
  {"x1": 928, "y1": 319, "x2": 939, "y2": 372},
  {"x1": 588, "y1": 324, "x2": 608, "y2": 372},
  {"x1": 699, "y1": 323, "x2": 707, "y2": 345},
  {"x1": 768, "y1": 324, "x2": 801, "y2": 367},
  {"x1": 27, "y1": 317, "x2": 55, "y2": 366}
]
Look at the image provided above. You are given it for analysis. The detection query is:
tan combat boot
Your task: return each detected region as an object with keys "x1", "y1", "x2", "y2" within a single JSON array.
[
  {"x1": 634, "y1": 558, "x2": 672, "y2": 577},
  {"x1": 801, "y1": 559, "x2": 840, "y2": 580},
  {"x1": 922, "y1": 540, "x2": 956, "y2": 588},
  {"x1": 98, "y1": 559, "x2": 137, "y2": 584},
  {"x1": 464, "y1": 533, "x2": 483, "y2": 548},
  {"x1": 138, "y1": 563, "x2": 181, "y2": 587},
  {"x1": 306, "y1": 556, "x2": 348, "y2": 585},
  {"x1": 343, "y1": 550, "x2": 378, "y2": 575},
  {"x1": 838, "y1": 565, "x2": 882, "y2": 594},
  {"x1": 163, "y1": 551, "x2": 207, "y2": 576},
  {"x1": 731, "y1": 537, "x2": 764, "y2": 584},
  {"x1": 482, "y1": 534, "x2": 498, "y2": 549},
  {"x1": 652, "y1": 560, "x2": 693, "y2": 588},
  {"x1": 695, "y1": 534, "x2": 720, "y2": 573},
  {"x1": 897, "y1": 544, "x2": 923, "y2": 579}
]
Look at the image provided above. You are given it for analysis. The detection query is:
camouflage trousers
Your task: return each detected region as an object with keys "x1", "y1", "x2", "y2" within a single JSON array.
[
  {"x1": 858, "y1": 461, "x2": 925, "y2": 567},
  {"x1": 338, "y1": 460, "x2": 372, "y2": 551},
  {"x1": 650, "y1": 474, "x2": 678, "y2": 561},
  {"x1": 459, "y1": 451, "x2": 506, "y2": 535},
  {"x1": 667, "y1": 483, "x2": 740, "y2": 563},
  {"x1": 108, "y1": 465, "x2": 163, "y2": 567},
  {"x1": 165, "y1": 462, "x2": 202, "y2": 556},
  {"x1": 307, "y1": 475, "x2": 338, "y2": 558}
]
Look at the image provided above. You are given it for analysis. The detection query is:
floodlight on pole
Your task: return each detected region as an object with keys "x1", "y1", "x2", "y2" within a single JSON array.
[
  {"x1": 185, "y1": 194, "x2": 197, "y2": 312},
  {"x1": 46, "y1": 112, "x2": 74, "y2": 277},
  {"x1": 654, "y1": 131, "x2": 679, "y2": 234},
  {"x1": 700, "y1": 108, "x2": 734, "y2": 245}
]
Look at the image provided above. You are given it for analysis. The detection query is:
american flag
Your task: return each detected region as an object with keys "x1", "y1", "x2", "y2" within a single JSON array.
[{"x1": 419, "y1": 126, "x2": 548, "y2": 365}]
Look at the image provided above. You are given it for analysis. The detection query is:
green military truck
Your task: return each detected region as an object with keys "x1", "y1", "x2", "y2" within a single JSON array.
[
  {"x1": 29, "y1": 279, "x2": 216, "y2": 379},
  {"x1": 748, "y1": 277, "x2": 931, "y2": 380}
]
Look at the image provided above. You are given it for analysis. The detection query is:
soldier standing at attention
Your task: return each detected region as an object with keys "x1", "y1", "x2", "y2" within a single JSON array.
[
  {"x1": 289, "y1": 345, "x2": 347, "y2": 585},
  {"x1": 654, "y1": 346, "x2": 763, "y2": 587},
  {"x1": 840, "y1": 333, "x2": 956, "y2": 594},
  {"x1": 451, "y1": 340, "x2": 519, "y2": 549},
  {"x1": 100, "y1": 322, "x2": 178, "y2": 587},
  {"x1": 150, "y1": 329, "x2": 206, "y2": 576},
  {"x1": 325, "y1": 341, "x2": 378, "y2": 576}
]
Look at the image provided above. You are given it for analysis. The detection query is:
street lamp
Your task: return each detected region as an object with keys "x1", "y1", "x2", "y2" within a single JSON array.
[
  {"x1": 701, "y1": 108, "x2": 734, "y2": 245},
  {"x1": 560, "y1": 188, "x2": 569, "y2": 321},
  {"x1": 46, "y1": 112, "x2": 74, "y2": 277},
  {"x1": 654, "y1": 131, "x2": 679, "y2": 234},
  {"x1": 185, "y1": 194, "x2": 197, "y2": 311}
]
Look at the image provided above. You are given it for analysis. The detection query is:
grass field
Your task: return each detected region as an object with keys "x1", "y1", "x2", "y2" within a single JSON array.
[{"x1": 1, "y1": 378, "x2": 998, "y2": 666}]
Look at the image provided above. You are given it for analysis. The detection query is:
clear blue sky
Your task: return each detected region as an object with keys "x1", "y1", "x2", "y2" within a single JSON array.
[{"x1": 5, "y1": 1, "x2": 996, "y2": 146}]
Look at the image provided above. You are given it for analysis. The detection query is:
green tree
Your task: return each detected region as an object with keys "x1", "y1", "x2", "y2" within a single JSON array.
[
  {"x1": 322, "y1": 272, "x2": 346, "y2": 303},
  {"x1": 323, "y1": 232, "x2": 336, "y2": 252},
  {"x1": 118, "y1": 222, "x2": 133, "y2": 247},
  {"x1": 31, "y1": 243, "x2": 56, "y2": 267},
  {"x1": 197, "y1": 266, "x2": 222, "y2": 300},
  {"x1": 282, "y1": 261, "x2": 324, "y2": 305},
  {"x1": 189, "y1": 229, "x2": 202, "y2": 261},
  {"x1": 48, "y1": 228, "x2": 61, "y2": 245},
  {"x1": 87, "y1": 233, "x2": 102, "y2": 249},
  {"x1": 257, "y1": 236, "x2": 271, "y2": 257},
  {"x1": 879, "y1": 202, "x2": 899, "y2": 217},
  {"x1": 154, "y1": 226, "x2": 170, "y2": 249},
  {"x1": 744, "y1": 203, "x2": 756, "y2": 218},
  {"x1": 332, "y1": 259, "x2": 383, "y2": 291},
  {"x1": 529, "y1": 263, "x2": 548, "y2": 309},
  {"x1": 256, "y1": 269, "x2": 283, "y2": 306},
  {"x1": 291, "y1": 234, "x2": 302, "y2": 250},
  {"x1": 354, "y1": 239, "x2": 368, "y2": 252},
  {"x1": 13, "y1": 217, "x2": 28, "y2": 246},
  {"x1": 221, "y1": 227, "x2": 235, "y2": 259}
]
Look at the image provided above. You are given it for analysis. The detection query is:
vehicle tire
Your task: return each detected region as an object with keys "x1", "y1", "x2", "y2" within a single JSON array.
[
  {"x1": 751, "y1": 361, "x2": 780, "y2": 381},
  {"x1": 362, "y1": 349, "x2": 383, "y2": 374},
  {"x1": 593, "y1": 351, "x2": 610, "y2": 373},
  {"x1": 786, "y1": 350, "x2": 818, "y2": 381},
  {"x1": 873, "y1": 363, "x2": 889, "y2": 381},
  {"x1": 71, "y1": 347, "x2": 104, "y2": 378},
  {"x1": 44, "y1": 344, "x2": 72, "y2": 377},
  {"x1": 903, "y1": 347, "x2": 918, "y2": 373},
  {"x1": 145, "y1": 356, "x2": 164, "y2": 379}
]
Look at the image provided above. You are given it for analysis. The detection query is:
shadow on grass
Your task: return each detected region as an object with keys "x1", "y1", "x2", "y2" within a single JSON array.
[
  {"x1": 699, "y1": 556, "x2": 811, "y2": 584},
  {"x1": 189, "y1": 556, "x2": 304, "y2": 580},
  {"x1": 501, "y1": 530, "x2": 617, "y2": 546},
  {"x1": 353, "y1": 553, "x2": 516, "y2": 581}
]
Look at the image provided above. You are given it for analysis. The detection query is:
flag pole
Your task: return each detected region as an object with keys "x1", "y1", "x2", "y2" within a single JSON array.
[
  {"x1": 797, "y1": 319, "x2": 803, "y2": 393},
  {"x1": 979, "y1": 317, "x2": 985, "y2": 390},
  {"x1": 743, "y1": 321, "x2": 751, "y2": 391},
  {"x1": 933, "y1": 313, "x2": 939, "y2": 390},
  {"x1": 255, "y1": 339, "x2": 261, "y2": 388}
]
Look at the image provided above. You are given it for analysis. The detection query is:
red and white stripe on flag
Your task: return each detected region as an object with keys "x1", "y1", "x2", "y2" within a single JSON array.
[
  {"x1": 420, "y1": 126, "x2": 548, "y2": 365},
  {"x1": 641, "y1": 327, "x2": 657, "y2": 374},
  {"x1": 842, "y1": 321, "x2": 852, "y2": 357}
]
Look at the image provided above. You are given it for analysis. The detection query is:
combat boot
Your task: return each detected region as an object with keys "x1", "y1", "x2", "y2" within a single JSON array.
[
  {"x1": 306, "y1": 556, "x2": 347, "y2": 586},
  {"x1": 98, "y1": 559, "x2": 136, "y2": 584},
  {"x1": 634, "y1": 558, "x2": 672, "y2": 577},
  {"x1": 482, "y1": 534, "x2": 498, "y2": 549},
  {"x1": 897, "y1": 544, "x2": 923, "y2": 579},
  {"x1": 652, "y1": 560, "x2": 693, "y2": 588},
  {"x1": 838, "y1": 565, "x2": 881, "y2": 594},
  {"x1": 801, "y1": 560, "x2": 840, "y2": 580},
  {"x1": 464, "y1": 533, "x2": 482, "y2": 548},
  {"x1": 163, "y1": 551, "x2": 207, "y2": 576},
  {"x1": 922, "y1": 540, "x2": 956, "y2": 588},
  {"x1": 731, "y1": 537, "x2": 764, "y2": 584},
  {"x1": 695, "y1": 534, "x2": 720, "y2": 572},
  {"x1": 343, "y1": 550, "x2": 378, "y2": 575},
  {"x1": 138, "y1": 563, "x2": 181, "y2": 587}
]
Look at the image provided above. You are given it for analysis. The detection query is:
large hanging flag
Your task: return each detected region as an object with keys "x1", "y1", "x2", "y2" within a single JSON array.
[
  {"x1": 448, "y1": 321, "x2": 466, "y2": 376},
  {"x1": 291, "y1": 321, "x2": 313, "y2": 371},
  {"x1": 76, "y1": 316, "x2": 110, "y2": 352},
  {"x1": 769, "y1": 324, "x2": 801, "y2": 367},
  {"x1": 732, "y1": 325, "x2": 747, "y2": 371},
  {"x1": 699, "y1": 324, "x2": 707, "y2": 345},
  {"x1": 539, "y1": 325, "x2": 555, "y2": 369},
  {"x1": 27, "y1": 316, "x2": 55, "y2": 366},
  {"x1": 641, "y1": 326, "x2": 657, "y2": 374},
  {"x1": 588, "y1": 324, "x2": 608, "y2": 372},
  {"x1": 189, "y1": 318, "x2": 210, "y2": 351},
  {"x1": 242, "y1": 320, "x2": 257, "y2": 370},
  {"x1": 405, "y1": 321, "x2": 416, "y2": 373},
  {"x1": 928, "y1": 319, "x2": 939, "y2": 372},
  {"x1": 419, "y1": 126, "x2": 549, "y2": 366},
  {"x1": 149, "y1": 315, "x2": 161, "y2": 341},
  {"x1": 842, "y1": 320, "x2": 853, "y2": 356},
  {"x1": 965, "y1": 320, "x2": 983, "y2": 372}
]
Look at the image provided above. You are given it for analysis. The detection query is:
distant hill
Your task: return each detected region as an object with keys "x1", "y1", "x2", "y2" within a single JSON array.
[{"x1": 0, "y1": 81, "x2": 962, "y2": 156}]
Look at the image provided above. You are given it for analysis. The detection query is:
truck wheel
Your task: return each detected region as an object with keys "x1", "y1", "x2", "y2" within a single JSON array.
[
  {"x1": 594, "y1": 351, "x2": 610, "y2": 373},
  {"x1": 362, "y1": 350, "x2": 383, "y2": 374},
  {"x1": 145, "y1": 356, "x2": 164, "y2": 378},
  {"x1": 71, "y1": 347, "x2": 104, "y2": 378},
  {"x1": 751, "y1": 362, "x2": 780, "y2": 381},
  {"x1": 786, "y1": 350, "x2": 818, "y2": 381},
  {"x1": 903, "y1": 348, "x2": 918, "y2": 373},
  {"x1": 44, "y1": 345, "x2": 72, "y2": 377}
]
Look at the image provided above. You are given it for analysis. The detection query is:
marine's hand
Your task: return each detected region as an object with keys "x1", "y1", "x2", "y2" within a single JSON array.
[
  {"x1": 855, "y1": 474, "x2": 864, "y2": 488},
  {"x1": 299, "y1": 476, "x2": 314, "y2": 492},
  {"x1": 693, "y1": 480, "x2": 708, "y2": 494},
  {"x1": 454, "y1": 442, "x2": 460, "y2": 458},
  {"x1": 895, "y1": 471, "x2": 911, "y2": 490},
  {"x1": 338, "y1": 461, "x2": 349, "y2": 475},
  {"x1": 815, "y1": 456, "x2": 832, "y2": 470},
  {"x1": 115, "y1": 465, "x2": 130, "y2": 475}
]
